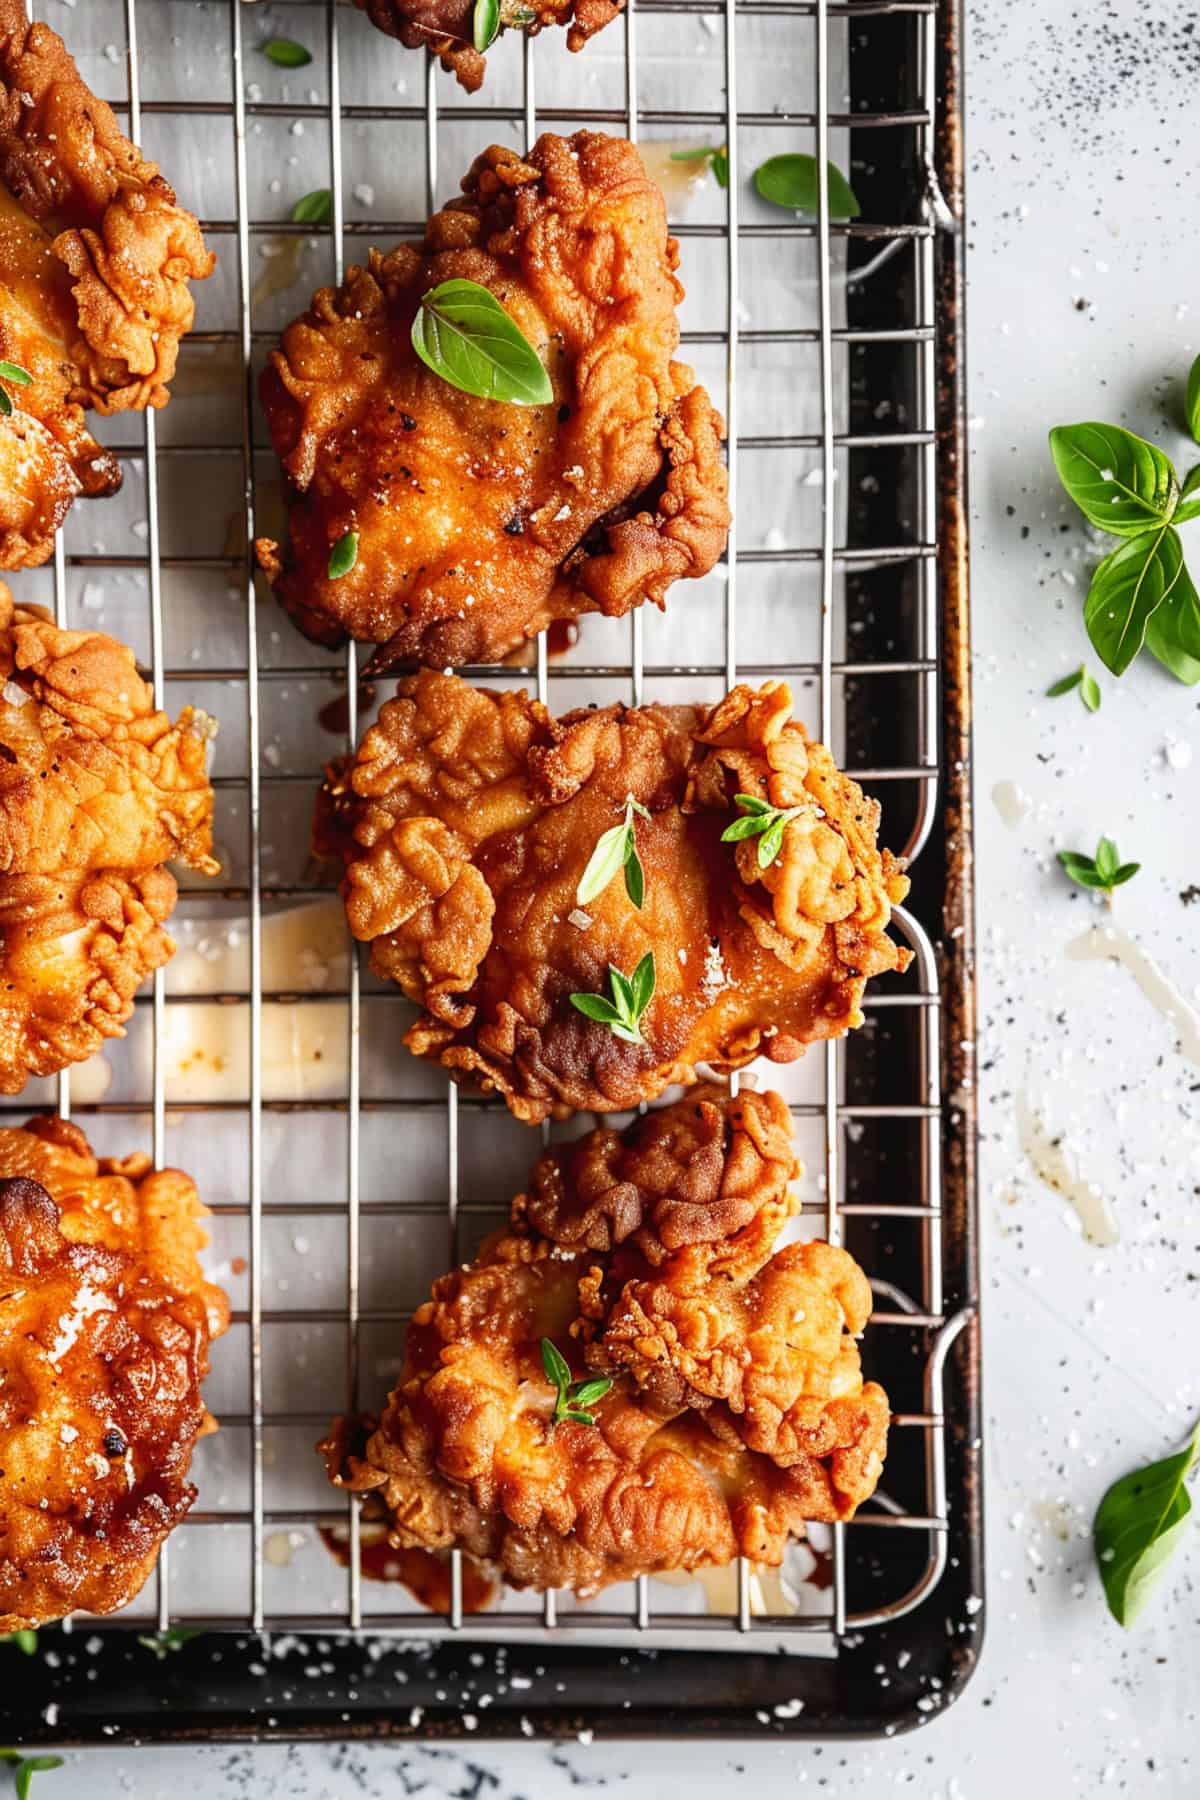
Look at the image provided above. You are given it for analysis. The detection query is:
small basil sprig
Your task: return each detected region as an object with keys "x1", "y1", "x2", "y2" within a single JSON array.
[
  {"x1": 0, "y1": 1631, "x2": 36, "y2": 1656},
  {"x1": 0, "y1": 361, "x2": 32, "y2": 419},
  {"x1": 291, "y1": 189, "x2": 332, "y2": 225},
  {"x1": 411, "y1": 278, "x2": 552, "y2": 407},
  {"x1": 540, "y1": 1339, "x2": 613, "y2": 1428},
  {"x1": 721, "y1": 792, "x2": 805, "y2": 869},
  {"x1": 327, "y1": 531, "x2": 358, "y2": 580},
  {"x1": 261, "y1": 37, "x2": 312, "y2": 67},
  {"x1": 1094, "y1": 1419, "x2": 1200, "y2": 1627},
  {"x1": 569, "y1": 952, "x2": 655, "y2": 1044},
  {"x1": 755, "y1": 154, "x2": 859, "y2": 219},
  {"x1": 1046, "y1": 664, "x2": 1100, "y2": 711},
  {"x1": 1050, "y1": 383, "x2": 1200, "y2": 684},
  {"x1": 0, "y1": 1755, "x2": 64, "y2": 1799},
  {"x1": 669, "y1": 144, "x2": 729, "y2": 189},
  {"x1": 1057, "y1": 836, "x2": 1139, "y2": 897},
  {"x1": 576, "y1": 795, "x2": 649, "y2": 910}
]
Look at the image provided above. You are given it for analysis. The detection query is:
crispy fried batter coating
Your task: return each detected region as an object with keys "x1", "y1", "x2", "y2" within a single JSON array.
[
  {"x1": 320, "y1": 1087, "x2": 889, "y2": 1598},
  {"x1": 0, "y1": 1115, "x2": 229, "y2": 1629},
  {"x1": 255, "y1": 133, "x2": 729, "y2": 669},
  {"x1": 354, "y1": 0, "x2": 625, "y2": 94},
  {"x1": 0, "y1": 585, "x2": 218, "y2": 1093},
  {"x1": 318, "y1": 670, "x2": 911, "y2": 1123},
  {"x1": 0, "y1": 0, "x2": 214, "y2": 567}
]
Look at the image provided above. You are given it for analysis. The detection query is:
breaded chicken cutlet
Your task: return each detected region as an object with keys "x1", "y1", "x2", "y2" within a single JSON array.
[
  {"x1": 0, "y1": 1115, "x2": 228, "y2": 1629},
  {"x1": 353, "y1": 0, "x2": 626, "y2": 94},
  {"x1": 255, "y1": 132, "x2": 730, "y2": 670},
  {"x1": 0, "y1": 585, "x2": 217, "y2": 1093},
  {"x1": 0, "y1": 0, "x2": 214, "y2": 567},
  {"x1": 320, "y1": 1086, "x2": 889, "y2": 1600},
  {"x1": 316, "y1": 671, "x2": 911, "y2": 1124}
]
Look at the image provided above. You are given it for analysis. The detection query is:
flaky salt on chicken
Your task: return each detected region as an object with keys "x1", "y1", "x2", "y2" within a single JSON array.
[
  {"x1": 353, "y1": 0, "x2": 625, "y2": 94},
  {"x1": 256, "y1": 133, "x2": 729, "y2": 669},
  {"x1": 317, "y1": 670, "x2": 911, "y2": 1123},
  {"x1": 0, "y1": 1115, "x2": 229, "y2": 1629},
  {"x1": 320, "y1": 1086, "x2": 889, "y2": 1599},
  {"x1": 0, "y1": 0, "x2": 214, "y2": 567},
  {"x1": 0, "y1": 585, "x2": 218, "y2": 1093}
]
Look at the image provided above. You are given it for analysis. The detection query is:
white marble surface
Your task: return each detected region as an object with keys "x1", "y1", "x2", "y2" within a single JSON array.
[{"x1": 47, "y1": 0, "x2": 1200, "y2": 1792}]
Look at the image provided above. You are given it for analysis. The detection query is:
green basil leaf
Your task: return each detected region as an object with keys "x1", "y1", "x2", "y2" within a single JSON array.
[
  {"x1": 757, "y1": 817, "x2": 786, "y2": 868},
  {"x1": 670, "y1": 146, "x2": 718, "y2": 164},
  {"x1": 1080, "y1": 669, "x2": 1101, "y2": 711},
  {"x1": 1057, "y1": 851, "x2": 1103, "y2": 890},
  {"x1": 608, "y1": 966, "x2": 636, "y2": 1016},
  {"x1": 261, "y1": 37, "x2": 312, "y2": 67},
  {"x1": 569, "y1": 993, "x2": 623, "y2": 1026},
  {"x1": 0, "y1": 362, "x2": 31, "y2": 386},
  {"x1": 0, "y1": 389, "x2": 12, "y2": 418},
  {"x1": 0, "y1": 1752, "x2": 20, "y2": 1765},
  {"x1": 609, "y1": 1021, "x2": 644, "y2": 1045},
  {"x1": 560, "y1": 1408, "x2": 597, "y2": 1426},
  {"x1": 540, "y1": 1337, "x2": 571, "y2": 1391},
  {"x1": 1145, "y1": 584, "x2": 1200, "y2": 685},
  {"x1": 733, "y1": 792, "x2": 772, "y2": 815},
  {"x1": 291, "y1": 189, "x2": 333, "y2": 225},
  {"x1": 1155, "y1": 556, "x2": 1200, "y2": 660},
  {"x1": 1046, "y1": 668, "x2": 1084, "y2": 697},
  {"x1": 627, "y1": 797, "x2": 652, "y2": 822},
  {"x1": 1094, "y1": 1421, "x2": 1200, "y2": 1626},
  {"x1": 629, "y1": 950, "x2": 656, "y2": 1018},
  {"x1": 1, "y1": 1631, "x2": 36, "y2": 1655},
  {"x1": 755, "y1": 154, "x2": 860, "y2": 220},
  {"x1": 569, "y1": 1377, "x2": 613, "y2": 1408},
  {"x1": 1049, "y1": 423, "x2": 1179, "y2": 537},
  {"x1": 22, "y1": 1761, "x2": 63, "y2": 1775},
  {"x1": 473, "y1": 0, "x2": 500, "y2": 51},
  {"x1": 721, "y1": 813, "x2": 770, "y2": 844},
  {"x1": 1110, "y1": 862, "x2": 1140, "y2": 886},
  {"x1": 711, "y1": 146, "x2": 729, "y2": 189},
  {"x1": 623, "y1": 846, "x2": 645, "y2": 910},
  {"x1": 327, "y1": 531, "x2": 358, "y2": 580},
  {"x1": 576, "y1": 821, "x2": 630, "y2": 906},
  {"x1": 1094, "y1": 837, "x2": 1119, "y2": 883},
  {"x1": 412, "y1": 278, "x2": 552, "y2": 407},
  {"x1": 1085, "y1": 527, "x2": 1182, "y2": 676},
  {"x1": 1175, "y1": 463, "x2": 1200, "y2": 524},
  {"x1": 1187, "y1": 354, "x2": 1200, "y2": 446}
]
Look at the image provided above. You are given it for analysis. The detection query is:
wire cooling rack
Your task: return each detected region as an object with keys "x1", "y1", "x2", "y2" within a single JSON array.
[{"x1": 5, "y1": 0, "x2": 979, "y2": 1741}]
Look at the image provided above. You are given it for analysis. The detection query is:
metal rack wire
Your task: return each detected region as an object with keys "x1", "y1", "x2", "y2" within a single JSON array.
[{"x1": 14, "y1": 0, "x2": 972, "y2": 1664}]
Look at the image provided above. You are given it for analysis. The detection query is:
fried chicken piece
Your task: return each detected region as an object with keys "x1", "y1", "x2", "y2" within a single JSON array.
[
  {"x1": 0, "y1": 1114, "x2": 229, "y2": 1629},
  {"x1": 353, "y1": 0, "x2": 625, "y2": 94},
  {"x1": 255, "y1": 133, "x2": 729, "y2": 670},
  {"x1": 320, "y1": 1086, "x2": 889, "y2": 1599},
  {"x1": 0, "y1": 585, "x2": 218, "y2": 1093},
  {"x1": 318, "y1": 670, "x2": 911, "y2": 1123},
  {"x1": 0, "y1": 0, "x2": 214, "y2": 567}
]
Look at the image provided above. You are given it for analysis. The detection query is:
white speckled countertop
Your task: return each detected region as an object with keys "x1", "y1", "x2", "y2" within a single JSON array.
[{"x1": 50, "y1": 0, "x2": 1200, "y2": 1791}]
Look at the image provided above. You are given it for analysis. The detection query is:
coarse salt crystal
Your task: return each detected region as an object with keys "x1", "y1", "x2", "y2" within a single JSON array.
[{"x1": 568, "y1": 908, "x2": 593, "y2": 930}]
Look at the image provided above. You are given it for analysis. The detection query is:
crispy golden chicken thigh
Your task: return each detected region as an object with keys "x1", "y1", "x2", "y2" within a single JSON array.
[
  {"x1": 0, "y1": 0, "x2": 214, "y2": 566},
  {"x1": 0, "y1": 1115, "x2": 228, "y2": 1629},
  {"x1": 317, "y1": 671, "x2": 911, "y2": 1123},
  {"x1": 0, "y1": 586, "x2": 217, "y2": 1093},
  {"x1": 256, "y1": 133, "x2": 729, "y2": 670},
  {"x1": 320, "y1": 1086, "x2": 889, "y2": 1599},
  {"x1": 354, "y1": 0, "x2": 625, "y2": 94}
]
